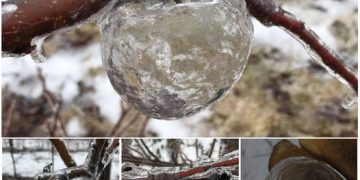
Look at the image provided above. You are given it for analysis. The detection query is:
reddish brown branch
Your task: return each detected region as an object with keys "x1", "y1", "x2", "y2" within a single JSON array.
[
  {"x1": 174, "y1": 158, "x2": 239, "y2": 179},
  {"x1": 50, "y1": 139, "x2": 76, "y2": 167},
  {"x1": 245, "y1": 0, "x2": 358, "y2": 93},
  {"x1": 35, "y1": 164, "x2": 92, "y2": 180},
  {"x1": 122, "y1": 154, "x2": 185, "y2": 167},
  {"x1": 2, "y1": 0, "x2": 111, "y2": 55}
]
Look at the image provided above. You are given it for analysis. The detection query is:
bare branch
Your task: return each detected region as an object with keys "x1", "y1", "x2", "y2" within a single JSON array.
[
  {"x1": 37, "y1": 68, "x2": 68, "y2": 136},
  {"x1": 50, "y1": 139, "x2": 76, "y2": 167},
  {"x1": 140, "y1": 139, "x2": 161, "y2": 162},
  {"x1": 34, "y1": 164, "x2": 92, "y2": 180},
  {"x1": 9, "y1": 140, "x2": 17, "y2": 178},
  {"x1": 207, "y1": 139, "x2": 217, "y2": 158}
]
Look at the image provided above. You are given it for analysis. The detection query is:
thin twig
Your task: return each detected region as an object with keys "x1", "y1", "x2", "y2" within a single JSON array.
[
  {"x1": 207, "y1": 139, "x2": 217, "y2": 158},
  {"x1": 140, "y1": 139, "x2": 161, "y2": 162},
  {"x1": 115, "y1": 111, "x2": 140, "y2": 137},
  {"x1": 108, "y1": 101, "x2": 130, "y2": 137},
  {"x1": 135, "y1": 139, "x2": 152, "y2": 160},
  {"x1": 9, "y1": 140, "x2": 17, "y2": 178},
  {"x1": 138, "y1": 118, "x2": 150, "y2": 137},
  {"x1": 37, "y1": 68, "x2": 68, "y2": 136},
  {"x1": 4, "y1": 97, "x2": 16, "y2": 137}
]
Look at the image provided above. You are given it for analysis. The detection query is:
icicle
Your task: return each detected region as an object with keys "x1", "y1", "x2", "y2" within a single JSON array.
[{"x1": 341, "y1": 90, "x2": 358, "y2": 109}]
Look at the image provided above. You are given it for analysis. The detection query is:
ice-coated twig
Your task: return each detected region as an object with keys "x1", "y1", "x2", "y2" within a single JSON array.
[
  {"x1": 122, "y1": 150, "x2": 239, "y2": 179},
  {"x1": 122, "y1": 154, "x2": 187, "y2": 167},
  {"x1": 34, "y1": 139, "x2": 118, "y2": 179},
  {"x1": 245, "y1": 0, "x2": 358, "y2": 93},
  {"x1": 101, "y1": 139, "x2": 120, "y2": 170},
  {"x1": 84, "y1": 139, "x2": 102, "y2": 176},
  {"x1": 50, "y1": 139, "x2": 76, "y2": 167},
  {"x1": 95, "y1": 139, "x2": 110, "y2": 178},
  {"x1": 34, "y1": 164, "x2": 92, "y2": 180}
]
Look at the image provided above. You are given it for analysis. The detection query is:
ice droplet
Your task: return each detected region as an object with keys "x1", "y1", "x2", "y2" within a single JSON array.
[
  {"x1": 30, "y1": 36, "x2": 48, "y2": 63},
  {"x1": 100, "y1": 0, "x2": 254, "y2": 119},
  {"x1": 341, "y1": 90, "x2": 357, "y2": 109}
]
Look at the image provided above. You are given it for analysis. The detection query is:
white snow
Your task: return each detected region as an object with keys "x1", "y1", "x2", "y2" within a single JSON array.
[
  {"x1": 2, "y1": 43, "x2": 121, "y2": 132},
  {"x1": 66, "y1": 117, "x2": 87, "y2": 137}
]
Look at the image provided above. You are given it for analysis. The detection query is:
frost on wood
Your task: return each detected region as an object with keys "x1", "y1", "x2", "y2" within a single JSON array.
[
  {"x1": 122, "y1": 150, "x2": 239, "y2": 179},
  {"x1": 100, "y1": 0, "x2": 254, "y2": 119},
  {"x1": 266, "y1": 156, "x2": 345, "y2": 180}
]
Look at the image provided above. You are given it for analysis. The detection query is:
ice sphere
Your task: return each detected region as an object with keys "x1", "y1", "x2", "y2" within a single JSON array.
[
  {"x1": 100, "y1": 0, "x2": 253, "y2": 119},
  {"x1": 266, "y1": 157, "x2": 345, "y2": 180}
]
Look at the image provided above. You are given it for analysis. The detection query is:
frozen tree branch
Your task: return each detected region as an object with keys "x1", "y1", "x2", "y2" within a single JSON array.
[
  {"x1": 50, "y1": 139, "x2": 77, "y2": 167},
  {"x1": 34, "y1": 164, "x2": 92, "y2": 180},
  {"x1": 245, "y1": 0, "x2": 358, "y2": 93},
  {"x1": 122, "y1": 154, "x2": 186, "y2": 167},
  {"x1": 35, "y1": 139, "x2": 119, "y2": 179},
  {"x1": 122, "y1": 157, "x2": 239, "y2": 179},
  {"x1": 85, "y1": 139, "x2": 119, "y2": 178}
]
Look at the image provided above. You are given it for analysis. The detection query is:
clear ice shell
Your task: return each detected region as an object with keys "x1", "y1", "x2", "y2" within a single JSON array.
[
  {"x1": 266, "y1": 156, "x2": 345, "y2": 180},
  {"x1": 100, "y1": 0, "x2": 254, "y2": 119}
]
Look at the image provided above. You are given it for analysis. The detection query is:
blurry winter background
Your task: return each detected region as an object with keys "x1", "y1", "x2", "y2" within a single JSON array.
[
  {"x1": 2, "y1": 139, "x2": 119, "y2": 180},
  {"x1": 121, "y1": 138, "x2": 239, "y2": 178},
  {"x1": 241, "y1": 139, "x2": 298, "y2": 180},
  {"x1": 2, "y1": 0, "x2": 357, "y2": 137}
]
